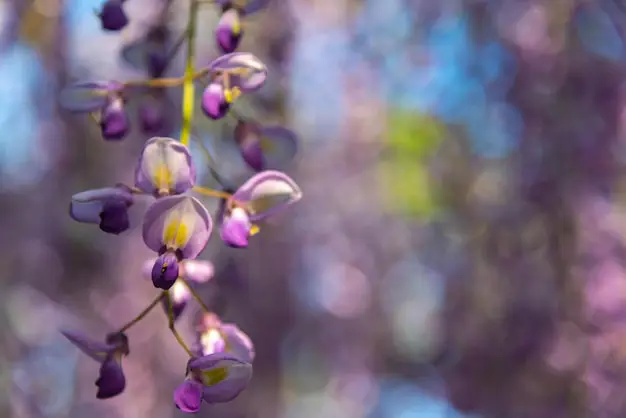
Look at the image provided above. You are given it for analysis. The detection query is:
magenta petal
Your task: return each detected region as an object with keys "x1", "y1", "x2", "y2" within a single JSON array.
[
  {"x1": 231, "y1": 170, "x2": 302, "y2": 221},
  {"x1": 142, "y1": 195, "x2": 213, "y2": 259},
  {"x1": 174, "y1": 379, "x2": 203, "y2": 413},
  {"x1": 61, "y1": 330, "x2": 114, "y2": 362},
  {"x1": 220, "y1": 209, "x2": 251, "y2": 248},
  {"x1": 201, "y1": 82, "x2": 230, "y2": 120},
  {"x1": 221, "y1": 323, "x2": 255, "y2": 363}
]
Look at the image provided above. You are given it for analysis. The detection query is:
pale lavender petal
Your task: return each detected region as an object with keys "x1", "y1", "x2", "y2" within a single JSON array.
[
  {"x1": 188, "y1": 353, "x2": 252, "y2": 403},
  {"x1": 60, "y1": 330, "x2": 114, "y2": 362},
  {"x1": 69, "y1": 186, "x2": 133, "y2": 224},
  {"x1": 59, "y1": 81, "x2": 122, "y2": 112},
  {"x1": 209, "y1": 52, "x2": 267, "y2": 93},
  {"x1": 199, "y1": 328, "x2": 227, "y2": 356},
  {"x1": 96, "y1": 357, "x2": 126, "y2": 399},
  {"x1": 222, "y1": 323, "x2": 255, "y2": 363},
  {"x1": 182, "y1": 260, "x2": 215, "y2": 283},
  {"x1": 174, "y1": 379, "x2": 203, "y2": 413},
  {"x1": 220, "y1": 207, "x2": 252, "y2": 248},
  {"x1": 135, "y1": 137, "x2": 196, "y2": 196},
  {"x1": 142, "y1": 195, "x2": 213, "y2": 259},
  {"x1": 231, "y1": 170, "x2": 302, "y2": 221},
  {"x1": 234, "y1": 122, "x2": 264, "y2": 171}
]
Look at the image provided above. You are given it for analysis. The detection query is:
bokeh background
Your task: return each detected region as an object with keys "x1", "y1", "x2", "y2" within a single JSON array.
[{"x1": 2, "y1": 0, "x2": 626, "y2": 416}]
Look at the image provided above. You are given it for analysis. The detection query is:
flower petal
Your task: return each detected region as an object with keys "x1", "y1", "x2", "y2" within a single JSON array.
[
  {"x1": 222, "y1": 323, "x2": 255, "y2": 363},
  {"x1": 216, "y1": 9, "x2": 243, "y2": 54},
  {"x1": 189, "y1": 352, "x2": 252, "y2": 403},
  {"x1": 209, "y1": 52, "x2": 267, "y2": 93},
  {"x1": 220, "y1": 207, "x2": 252, "y2": 248},
  {"x1": 182, "y1": 260, "x2": 215, "y2": 283},
  {"x1": 142, "y1": 195, "x2": 213, "y2": 259},
  {"x1": 135, "y1": 137, "x2": 196, "y2": 196},
  {"x1": 231, "y1": 170, "x2": 302, "y2": 221},
  {"x1": 174, "y1": 379, "x2": 203, "y2": 413},
  {"x1": 59, "y1": 81, "x2": 122, "y2": 112},
  {"x1": 96, "y1": 357, "x2": 126, "y2": 399},
  {"x1": 199, "y1": 328, "x2": 226, "y2": 356},
  {"x1": 151, "y1": 252, "x2": 180, "y2": 290},
  {"x1": 257, "y1": 126, "x2": 298, "y2": 169},
  {"x1": 60, "y1": 330, "x2": 114, "y2": 362},
  {"x1": 234, "y1": 122, "x2": 264, "y2": 171},
  {"x1": 69, "y1": 186, "x2": 133, "y2": 225}
]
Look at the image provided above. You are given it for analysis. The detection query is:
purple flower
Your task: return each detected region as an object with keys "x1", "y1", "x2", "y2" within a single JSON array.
[
  {"x1": 201, "y1": 81, "x2": 230, "y2": 120},
  {"x1": 142, "y1": 259, "x2": 215, "y2": 317},
  {"x1": 234, "y1": 121, "x2": 298, "y2": 171},
  {"x1": 61, "y1": 330, "x2": 129, "y2": 399},
  {"x1": 220, "y1": 171, "x2": 301, "y2": 247},
  {"x1": 59, "y1": 81, "x2": 123, "y2": 113},
  {"x1": 69, "y1": 185, "x2": 134, "y2": 234},
  {"x1": 216, "y1": 9, "x2": 243, "y2": 54},
  {"x1": 195, "y1": 313, "x2": 255, "y2": 363},
  {"x1": 208, "y1": 52, "x2": 267, "y2": 93},
  {"x1": 139, "y1": 94, "x2": 168, "y2": 134},
  {"x1": 134, "y1": 137, "x2": 196, "y2": 197},
  {"x1": 142, "y1": 194, "x2": 213, "y2": 260},
  {"x1": 100, "y1": 96, "x2": 130, "y2": 140},
  {"x1": 97, "y1": 0, "x2": 128, "y2": 32},
  {"x1": 173, "y1": 352, "x2": 252, "y2": 413}
]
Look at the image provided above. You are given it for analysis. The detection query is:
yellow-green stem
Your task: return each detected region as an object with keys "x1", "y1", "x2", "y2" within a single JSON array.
[
  {"x1": 180, "y1": 0, "x2": 200, "y2": 146},
  {"x1": 117, "y1": 292, "x2": 164, "y2": 333}
]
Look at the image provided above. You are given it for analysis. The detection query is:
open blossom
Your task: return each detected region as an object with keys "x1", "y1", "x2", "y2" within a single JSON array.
[
  {"x1": 61, "y1": 330, "x2": 130, "y2": 399},
  {"x1": 143, "y1": 195, "x2": 213, "y2": 290},
  {"x1": 135, "y1": 137, "x2": 197, "y2": 197},
  {"x1": 174, "y1": 352, "x2": 252, "y2": 413},
  {"x1": 195, "y1": 313, "x2": 255, "y2": 363},
  {"x1": 234, "y1": 121, "x2": 298, "y2": 171},
  {"x1": 69, "y1": 184, "x2": 134, "y2": 234},
  {"x1": 220, "y1": 170, "x2": 301, "y2": 248},
  {"x1": 142, "y1": 259, "x2": 215, "y2": 319}
]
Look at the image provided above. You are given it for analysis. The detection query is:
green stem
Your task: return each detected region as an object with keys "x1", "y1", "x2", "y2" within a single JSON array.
[
  {"x1": 180, "y1": 0, "x2": 200, "y2": 147},
  {"x1": 117, "y1": 292, "x2": 163, "y2": 333},
  {"x1": 166, "y1": 290, "x2": 194, "y2": 357},
  {"x1": 181, "y1": 279, "x2": 211, "y2": 313}
]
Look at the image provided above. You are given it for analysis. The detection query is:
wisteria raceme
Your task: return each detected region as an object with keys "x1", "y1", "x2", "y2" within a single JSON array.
[{"x1": 59, "y1": 0, "x2": 300, "y2": 412}]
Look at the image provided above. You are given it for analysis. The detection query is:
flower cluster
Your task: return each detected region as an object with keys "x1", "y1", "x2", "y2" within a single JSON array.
[{"x1": 60, "y1": 0, "x2": 301, "y2": 413}]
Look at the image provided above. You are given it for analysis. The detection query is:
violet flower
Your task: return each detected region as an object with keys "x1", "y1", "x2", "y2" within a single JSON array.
[
  {"x1": 174, "y1": 352, "x2": 252, "y2": 413},
  {"x1": 234, "y1": 121, "x2": 298, "y2": 171},
  {"x1": 216, "y1": 9, "x2": 243, "y2": 54},
  {"x1": 61, "y1": 330, "x2": 129, "y2": 399},
  {"x1": 220, "y1": 170, "x2": 301, "y2": 248},
  {"x1": 134, "y1": 137, "x2": 197, "y2": 197},
  {"x1": 69, "y1": 184, "x2": 134, "y2": 235},
  {"x1": 97, "y1": 0, "x2": 128, "y2": 32},
  {"x1": 142, "y1": 195, "x2": 213, "y2": 290},
  {"x1": 142, "y1": 258, "x2": 215, "y2": 319},
  {"x1": 195, "y1": 313, "x2": 255, "y2": 363}
]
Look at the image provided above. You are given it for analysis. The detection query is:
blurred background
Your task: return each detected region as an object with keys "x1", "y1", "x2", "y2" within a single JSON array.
[{"x1": 2, "y1": 0, "x2": 626, "y2": 417}]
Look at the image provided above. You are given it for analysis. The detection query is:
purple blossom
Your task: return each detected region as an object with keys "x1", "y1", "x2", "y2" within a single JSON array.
[
  {"x1": 97, "y1": 0, "x2": 128, "y2": 32},
  {"x1": 173, "y1": 352, "x2": 252, "y2": 413},
  {"x1": 234, "y1": 121, "x2": 298, "y2": 171},
  {"x1": 220, "y1": 170, "x2": 301, "y2": 248},
  {"x1": 100, "y1": 96, "x2": 130, "y2": 140},
  {"x1": 208, "y1": 52, "x2": 267, "y2": 93},
  {"x1": 134, "y1": 137, "x2": 197, "y2": 197},
  {"x1": 195, "y1": 313, "x2": 255, "y2": 363},
  {"x1": 69, "y1": 184, "x2": 134, "y2": 235},
  {"x1": 216, "y1": 9, "x2": 243, "y2": 54},
  {"x1": 59, "y1": 81, "x2": 123, "y2": 113},
  {"x1": 61, "y1": 330, "x2": 129, "y2": 399}
]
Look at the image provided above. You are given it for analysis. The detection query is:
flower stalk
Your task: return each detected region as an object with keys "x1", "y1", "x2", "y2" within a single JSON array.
[{"x1": 180, "y1": 0, "x2": 200, "y2": 146}]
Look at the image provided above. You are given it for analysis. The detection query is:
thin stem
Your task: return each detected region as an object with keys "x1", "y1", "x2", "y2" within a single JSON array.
[
  {"x1": 116, "y1": 293, "x2": 163, "y2": 333},
  {"x1": 193, "y1": 186, "x2": 233, "y2": 199},
  {"x1": 190, "y1": 133, "x2": 230, "y2": 188},
  {"x1": 181, "y1": 279, "x2": 211, "y2": 313},
  {"x1": 166, "y1": 290, "x2": 194, "y2": 357},
  {"x1": 180, "y1": 0, "x2": 200, "y2": 146},
  {"x1": 123, "y1": 69, "x2": 209, "y2": 89}
]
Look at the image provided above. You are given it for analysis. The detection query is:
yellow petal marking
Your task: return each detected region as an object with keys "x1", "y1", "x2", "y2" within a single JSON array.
[{"x1": 202, "y1": 367, "x2": 229, "y2": 386}]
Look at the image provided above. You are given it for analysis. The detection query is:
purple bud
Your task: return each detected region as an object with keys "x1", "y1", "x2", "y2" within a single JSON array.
[
  {"x1": 151, "y1": 251, "x2": 180, "y2": 290},
  {"x1": 139, "y1": 97, "x2": 166, "y2": 134},
  {"x1": 98, "y1": 0, "x2": 128, "y2": 32},
  {"x1": 100, "y1": 97, "x2": 129, "y2": 140},
  {"x1": 201, "y1": 82, "x2": 230, "y2": 120},
  {"x1": 148, "y1": 51, "x2": 168, "y2": 78},
  {"x1": 99, "y1": 199, "x2": 130, "y2": 234},
  {"x1": 216, "y1": 9, "x2": 243, "y2": 54}
]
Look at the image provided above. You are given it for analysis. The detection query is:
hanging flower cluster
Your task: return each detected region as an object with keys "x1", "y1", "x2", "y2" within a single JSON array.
[{"x1": 60, "y1": 0, "x2": 300, "y2": 413}]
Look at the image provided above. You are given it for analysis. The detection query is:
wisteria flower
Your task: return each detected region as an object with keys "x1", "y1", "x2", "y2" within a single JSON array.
[
  {"x1": 216, "y1": 9, "x2": 243, "y2": 54},
  {"x1": 142, "y1": 258, "x2": 215, "y2": 319},
  {"x1": 69, "y1": 184, "x2": 134, "y2": 234},
  {"x1": 97, "y1": 0, "x2": 128, "y2": 32},
  {"x1": 220, "y1": 170, "x2": 301, "y2": 248},
  {"x1": 201, "y1": 53, "x2": 267, "y2": 120},
  {"x1": 135, "y1": 137, "x2": 196, "y2": 197},
  {"x1": 174, "y1": 352, "x2": 252, "y2": 413},
  {"x1": 195, "y1": 313, "x2": 255, "y2": 363},
  {"x1": 59, "y1": 81, "x2": 129, "y2": 140},
  {"x1": 61, "y1": 330, "x2": 129, "y2": 399},
  {"x1": 143, "y1": 195, "x2": 213, "y2": 290},
  {"x1": 234, "y1": 121, "x2": 298, "y2": 171}
]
